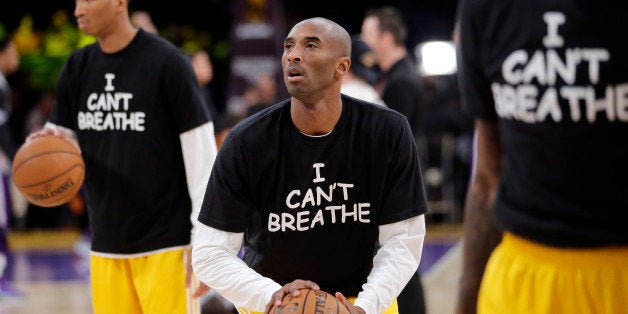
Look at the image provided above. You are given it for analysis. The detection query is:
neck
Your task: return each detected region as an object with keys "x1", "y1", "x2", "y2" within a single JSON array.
[
  {"x1": 291, "y1": 95, "x2": 343, "y2": 136},
  {"x1": 379, "y1": 47, "x2": 406, "y2": 72},
  {"x1": 99, "y1": 20, "x2": 138, "y2": 54}
]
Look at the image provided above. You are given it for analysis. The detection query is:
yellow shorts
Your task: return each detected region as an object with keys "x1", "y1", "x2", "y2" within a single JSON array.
[
  {"x1": 90, "y1": 248, "x2": 201, "y2": 314},
  {"x1": 479, "y1": 232, "x2": 628, "y2": 314},
  {"x1": 236, "y1": 297, "x2": 399, "y2": 314}
]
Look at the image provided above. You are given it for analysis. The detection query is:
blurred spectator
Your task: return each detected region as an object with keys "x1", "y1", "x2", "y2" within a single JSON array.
[
  {"x1": 131, "y1": 10, "x2": 159, "y2": 34},
  {"x1": 0, "y1": 25, "x2": 25, "y2": 298},
  {"x1": 361, "y1": 6, "x2": 424, "y2": 138},
  {"x1": 341, "y1": 36, "x2": 385, "y2": 106},
  {"x1": 361, "y1": 6, "x2": 427, "y2": 314},
  {"x1": 213, "y1": 112, "x2": 242, "y2": 149},
  {"x1": 0, "y1": 29, "x2": 20, "y2": 161},
  {"x1": 245, "y1": 72, "x2": 279, "y2": 117},
  {"x1": 190, "y1": 49, "x2": 221, "y2": 121},
  {"x1": 25, "y1": 92, "x2": 55, "y2": 134}
]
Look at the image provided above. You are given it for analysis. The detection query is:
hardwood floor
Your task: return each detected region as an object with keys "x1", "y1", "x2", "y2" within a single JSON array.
[{"x1": 1, "y1": 224, "x2": 462, "y2": 314}]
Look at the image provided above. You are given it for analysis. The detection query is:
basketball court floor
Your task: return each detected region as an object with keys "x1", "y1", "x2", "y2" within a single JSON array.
[{"x1": 0, "y1": 224, "x2": 462, "y2": 314}]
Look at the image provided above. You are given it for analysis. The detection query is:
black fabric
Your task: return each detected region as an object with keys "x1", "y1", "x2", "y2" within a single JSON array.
[
  {"x1": 49, "y1": 29, "x2": 211, "y2": 254},
  {"x1": 0, "y1": 122, "x2": 16, "y2": 160},
  {"x1": 0, "y1": 81, "x2": 16, "y2": 160},
  {"x1": 397, "y1": 271, "x2": 426, "y2": 314},
  {"x1": 350, "y1": 35, "x2": 382, "y2": 85},
  {"x1": 459, "y1": 0, "x2": 628, "y2": 247},
  {"x1": 199, "y1": 95, "x2": 428, "y2": 296},
  {"x1": 380, "y1": 56, "x2": 424, "y2": 137}
]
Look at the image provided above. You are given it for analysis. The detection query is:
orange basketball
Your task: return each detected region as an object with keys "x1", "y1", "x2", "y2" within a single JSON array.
[
  {"x1": 12, "y1": 135, "x2": 85, "y2": 208},
  {"x1": 270, "y1": 289, "x2": 349, "y2": 314}
]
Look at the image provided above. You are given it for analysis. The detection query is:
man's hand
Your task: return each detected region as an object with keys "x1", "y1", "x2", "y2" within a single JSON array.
[
  {"x1": 264, "y1": 279, "x2": 320, "y2": 313},
  {"x1": 335, "y1": 292, "x2": 366, "y2": 314},
  {"x1": 26, "y1": 127, "x2": 80, "y2": 152},
  {"x1": 192, "y1": 282, "x2": 210, "y2": 298},
  {"x1": 185, "y1": 247, "x2": 211, "y2": 298}
]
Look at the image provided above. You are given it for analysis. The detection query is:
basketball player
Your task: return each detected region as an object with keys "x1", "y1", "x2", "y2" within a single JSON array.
[
  {"x1": 26, "y1": 0, "x2": 216, "y2": 312},
  {"x1": 192, "y1": 17, "x2": 428, "y2": 314},
  {"x1": 455, "y1": 0, "x2": 628, "y2": 313}
]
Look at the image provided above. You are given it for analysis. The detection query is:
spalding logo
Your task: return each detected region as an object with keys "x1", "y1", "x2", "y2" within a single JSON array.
[{"x1": 27, "y1": 178, "x2": 76, "y2": 201}]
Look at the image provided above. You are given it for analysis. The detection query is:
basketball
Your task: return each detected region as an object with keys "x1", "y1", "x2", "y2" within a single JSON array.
[
  {"x1": 12, "y1": 135, "x2": 85, "y2": 208},
  {"x1": 269, "y1": 289, "x2": 349, "y2": 314}
]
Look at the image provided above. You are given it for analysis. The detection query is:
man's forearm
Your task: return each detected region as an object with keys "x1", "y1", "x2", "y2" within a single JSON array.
[{"x1": 456, "y1": 183, "x2": 501, "y2": 314}]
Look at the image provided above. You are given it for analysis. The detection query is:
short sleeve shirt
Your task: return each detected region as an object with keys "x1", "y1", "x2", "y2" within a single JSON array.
[
  {"x1": 49, "y1": 29, "x2": 211, "y2": 254},
  {"x1": 458, "y1": 0, "x2": 628, "y2": 246},
  {"x1": 199, "y1": 95, "x2": 428, "y2": 295}
]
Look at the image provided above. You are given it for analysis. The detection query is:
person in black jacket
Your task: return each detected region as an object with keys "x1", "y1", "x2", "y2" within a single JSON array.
[{"x1": 361, "y1": 7, "x2": 427, "y2": 314}]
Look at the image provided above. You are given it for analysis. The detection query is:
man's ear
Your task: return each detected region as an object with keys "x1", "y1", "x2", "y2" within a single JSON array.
[
  {"x1": 117, "y1": 0, "x2": 128, "y2": 13},
  {"x1": 336, "y1": 57, "x2": 351, "y2": 77},
  {"x1": 381, "y1": 30, "x2": 395, "y2": 46}
]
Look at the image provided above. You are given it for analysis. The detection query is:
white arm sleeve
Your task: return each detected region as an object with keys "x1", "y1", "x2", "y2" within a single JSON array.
[
  {"x1": 353, "y1": 214, "x2": 426, "y2": 314},
  {"x1": 192, "y1": 223, "x2": 282, "y2": 311},
  {"x1": 180, "y1": 121, "x2": 218, "y2": 240}
]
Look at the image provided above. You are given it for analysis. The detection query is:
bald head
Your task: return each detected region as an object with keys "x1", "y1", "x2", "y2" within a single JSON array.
[
  {"x1": 290, "y1": 17, "x2": 351, "y2": 58},
  {"x1": 282, "y1": 17, "x2": 352, "y2": 106}
]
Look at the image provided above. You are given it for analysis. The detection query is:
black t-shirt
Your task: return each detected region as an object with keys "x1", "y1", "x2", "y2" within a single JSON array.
[
  {"x1": 459, "y1": 0, "x2": 628, "y2": 247},
  {"x1": 381, "y1": 56, "x2": 423, "y2": 136},
  {"x1": 50, "y1": 29, "x2": 211, "y2": 254},
  {"x1": 199, "y1": 95, "x2": 428, "y2": 295}
]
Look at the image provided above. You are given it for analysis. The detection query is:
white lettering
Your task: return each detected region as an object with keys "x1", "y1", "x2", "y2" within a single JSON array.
[
  {"x1": 561, "y1": 86, "x2": 585, "y2": 122},
  {"x1": 268, "y1": 213, "x2": 280, "y2": 232},
  {"x1": 301, "y1": 189, "x2": 315, "y2": 208},
  {"x1": 542, "y1": 12, "x2": 565, "y2": 48},
  {"x1": 581, "y1": 49, "x2": 609, "y2": 84},
  {"x1": 296, "y1": 211, "x2": 309, "y2": 231},
  {"x1": 536, "y1": 87, "x2": 562, "y2": 122},
  {"x1": 267, "y1": 203, "x2": 372, "y2": 232},
  {"x1": 336, "y1": 183, "x2": 353, "y2": 201},
  {"x1": 358, "y1": 203, "x2": 370, "y2": 223},
  {"x1": 312, "y1": 163, "x2": 325, "y2": 183},
  {"x1": 286, "y1": 190, "x2": 300, "y2": 209},
  {"x1": 311, "y1": 210, "x2": 324, "y2": 228},
  {"x1": 315, "y1": 186, "x2": 333, "y2": 205},
  {"x1": 616, "y1": 83, "x2": 628, "y2": 121},
  {"x1": 77, "y1": 111, "x2": 146, "y2": 131},
  {"x1": 492, "y1": 83, "x2": 628, "y2": 123},
  {"x1": 104, "y1": 73, "x2": 115, "y2": 92}
]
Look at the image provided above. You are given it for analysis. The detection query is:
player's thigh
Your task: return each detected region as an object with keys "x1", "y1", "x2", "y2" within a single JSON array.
[
  {"x1": 479, "y1": 233, "x2": 628, "y2": 314},
  {"x1": 90, "y1": 254, "x2": 143, "y2": 314},
  {"x1": 132, "y1": 248, "x2": 199, "y2": 314}
]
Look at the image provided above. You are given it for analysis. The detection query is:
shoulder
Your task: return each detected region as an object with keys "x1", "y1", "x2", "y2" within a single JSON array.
[
  {"x1": 61, "y1": 43, "x2": 99, "y2": 75},
  {"x1": 390, "y1": 57, "x2": 420, "y2": 81},
  {"x1": 136, "y1": 30, "x2": 190, "y2": 66},
  {"x1": 67, "y1": 42, "x2": 99, "y2": 63},
  {"x1": 137, "y1": 29, "x2": 177, "y2": 51},
  {"x1": 459, "y1": 0, "x2": 497, "y2": 16},
  {"x1": 343, "y1": 94, "x2": 407, "y2": 127},
  {"x1": 229, "y1": 99, "x2": 290, "y2": 140}
]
